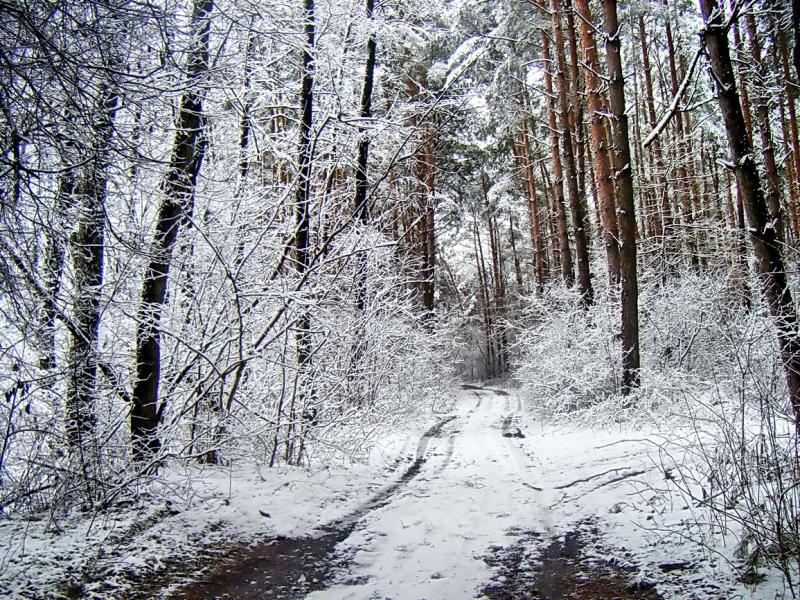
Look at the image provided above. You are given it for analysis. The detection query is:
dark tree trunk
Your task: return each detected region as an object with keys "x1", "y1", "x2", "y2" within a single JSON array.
[
  {"x1": 701, "y1": 0, "x2": 800, "y2": 430},
  {"x1": 132, "y1": 0, "x2": 212, "y2": 462},
  {"x1": 66, "y1": 84, "x2": 119, "y2": 472},
  {"x1": 289, "y1": 0, "x2": 317, "y2": 464},
  {"x1": 793, "y1": 0, "x2": 800, "y2": 82},
  {"x1": 602, "y1": 0, "x2": 640, "y2": 393},
  {"x1": 355, "y1": 0, "x2": 377, "y2": 312}
]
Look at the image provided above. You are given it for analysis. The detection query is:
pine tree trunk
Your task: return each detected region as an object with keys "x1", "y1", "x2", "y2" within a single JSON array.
[
  {"x1": 519, "y1": 120, "x2": 545, "y2": 290},
  {"x1": 542, "y1": 33, "x2": 574, "y2": 286},
  {"x1": 575, "y1": 0, "x2": 620, "y2": 290},
  {"x1": 745, "y1": 14, "x2": 783, "y2": 242},
  {"x1": 509, "y1": 215, "x2": 523, "y2": 289},
  {"x1": 551, "y1": 0, "x2": 592, "y2": 304},
  {"x1": 474, "y1": 217, "x2": 496, "y2": 378},
  {"x1": 638, "y1": 16, "x2": 670, "y2": 241},
  {"x1": 700, "y1": 0, "x2": 800, "y2": 430},
  {"x1": 665, "y1": 3, "x2": 698, "y2": 269},
  {"x1": 602, "y1": 0, "x2": 640, "y2": 393},
  {"x1": 779, "y1": 30, "x2": 800, "y2": 238}
]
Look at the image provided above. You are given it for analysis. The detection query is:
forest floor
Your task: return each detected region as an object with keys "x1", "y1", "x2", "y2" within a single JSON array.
[{"x1": 0, "y1": 386, "x2": 790, "y2": 598}]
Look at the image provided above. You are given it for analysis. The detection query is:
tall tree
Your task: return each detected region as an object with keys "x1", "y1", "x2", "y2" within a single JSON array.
[
  {"x1": 355, "y1": 0, "x2": 377, "y2": 313},
  {"x1": 288, "y1": 0, "x2": 317, "y2": 463},
  {"x1": 575, "y1": 0, "x2": 619, "y2": 289},
  {"x1": 132, "y1": 0, "x2": 213, "y2": 461},
  {"x1": 700, "y1": 0, "x2": 800, "y2": 429},
  {"x1": 550, "y1": 0, "x2": 593, "y2": 305},
  {"x1": 745, "y1": 13, "x2": 783, "y2": 241},
  {"x1": 602, "y1": 0, "x2": 640, "y2": 392},
  {"x1": 542, "y1": 33, "x2": 573, "y2": 286},
  {"x1": 66, "y1": 82, "x2": 119, "y2": 464}
]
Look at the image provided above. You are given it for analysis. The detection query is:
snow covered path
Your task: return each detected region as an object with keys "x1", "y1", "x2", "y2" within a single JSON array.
[
  {"x1": 306, "y1": 386, "x2": 546, "y2": 598},
  {"x1": 169, "y1": 387, "x2": 778, "y2": 599}
]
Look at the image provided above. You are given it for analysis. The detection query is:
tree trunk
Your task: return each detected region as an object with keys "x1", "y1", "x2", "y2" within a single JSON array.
[
  {"x1": 290, "y1": 0, "x2": 317, "y2": 463},
  {"x1": 66, "y1": 83, "x2": 119, "y2": 480},
  {"x1": 700, "y1": 0, "x2": 800, "y2": 430},
  {"x1": 474, "y1": 216, "x2": 496, "y2": 379},
  {"x1": 638, "y1": 16, "x2": 670, "y2": 242},
  {"x1": 519, "y1": 120, "x2": 545, "y2": 290},
  {"x1": 602, "y1": 0, "x2": 640, "y2": 393},
  {"x1": 542, "y1": 33, "x2": 573, "y2": 286},
  {"x1": 421, "y1": 119, "x2": 436, "y2": 313},
  {"x1": 575, "y1": 0, "x2": 620, "y2": 290},
  {"x1": 665, "y1": 2, "x2": 698, "y2": 269},
  {"x1": 355, "y1": 0, "x2": 376, "y2": 313},
  {"x1": 132, "y1": 0, "x2": 213, "y2": 462},
  {"x1": 551, "y1": 0, "x2": 592, "y2": 304},
  {"x1": 793, "y1": 0, "x2": 800, "y2": 82},
  {"x1": 745, "y1": 13, "x2": 783, "y2": 242},
  {"x1": 38, "y1": 169, "x2": 75, "y2": 372},
  {"x1": 509, "y1": 214, "x2": 523, "y2": 289},
  {"x1": 779, "y1": 30, "x2": 800, "y2": 238}
]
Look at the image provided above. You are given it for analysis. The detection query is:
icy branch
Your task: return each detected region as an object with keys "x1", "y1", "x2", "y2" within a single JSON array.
[{"x1": 643, "y1": 47, "x2": 703, "y2": 149}]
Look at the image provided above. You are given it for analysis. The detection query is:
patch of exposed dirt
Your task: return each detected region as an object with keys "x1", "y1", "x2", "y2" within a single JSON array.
[{"x1": 482, "y1": 525, "x2": 662, "y2": 600}]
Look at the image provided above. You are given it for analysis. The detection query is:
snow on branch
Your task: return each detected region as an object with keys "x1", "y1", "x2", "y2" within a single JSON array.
[{"x1": 643, "y1": 46, "x2": 703, "y2": 149}]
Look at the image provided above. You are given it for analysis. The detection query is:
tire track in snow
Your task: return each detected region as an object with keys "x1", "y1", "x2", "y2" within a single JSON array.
[{"x1": 170, "y1": 414, "x2": 458, "y2": 600}]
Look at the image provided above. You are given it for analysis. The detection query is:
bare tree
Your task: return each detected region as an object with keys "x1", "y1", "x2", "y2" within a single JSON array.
[{"x1": 132, "y1": 0, "x2": 213, "y2": 462}]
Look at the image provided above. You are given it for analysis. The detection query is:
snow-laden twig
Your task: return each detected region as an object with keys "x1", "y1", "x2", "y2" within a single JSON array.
[{"x1": 643, "y1": 46, "x2": 703, "y2": 149}]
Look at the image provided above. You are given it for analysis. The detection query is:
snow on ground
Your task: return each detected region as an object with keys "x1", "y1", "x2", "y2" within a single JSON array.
[
  {"x1": 0, "y1": 414, "x2": 435, "y2": 599},
  {"x1": 305, "y1": 387, "x2": 790, "y2": 599},
  {"x1": 0, "y1": 385, "x2": 793, "y2": 598}
]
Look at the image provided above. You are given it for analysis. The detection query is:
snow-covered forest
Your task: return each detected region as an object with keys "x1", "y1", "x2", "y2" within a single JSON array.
[{"x1": 2, "y1": 0, "x2": 800, "y2": 597}]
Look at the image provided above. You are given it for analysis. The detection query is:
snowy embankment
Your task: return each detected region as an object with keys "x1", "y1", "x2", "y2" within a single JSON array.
[{"x1": 0, "y1": 386, "x2": 791, "y2": 599}]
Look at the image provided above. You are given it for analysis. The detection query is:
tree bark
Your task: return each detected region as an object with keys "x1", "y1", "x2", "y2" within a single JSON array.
[
  {"x1": 289, "y1": 0, "x2": 317, "y2": 463},
  {"x1": 542, "y1": 33, "x2": 574, "y2": 286},
  {"x1": 602, "y1": 0, "x2": 640, "y2": 393},
  {"x1": 551, "y1": 0, "x2": 593, "y2": 305},
  {"x1": 66, "y1": 83, "x2": 119, "y2": 474},
  {"x1": 700, "y1": 0, "x2": 800, "y2": 430},
  {"x1": 793, "y1": 0, "x2": 800, "y2": 81},
  {"x1": 638, "y1": 16, "x2": 670, "y2": 242},
  {"x1": 575, "y1": 0, "x2": 620, "y2": 290},
  {"x1": 132, "y1": 0, "x2": 213, "y2": 462},
  {"x1": 664, "y1": 2, "x2": 698, "y2": 269},
  {"x1": 355, "y1": 0, "x2": 376, "y2": 312},
  {"x1": 745, "y1": 13, "x2": 783, "y2": 242},
  {"x1": 779, "y1": 30, "x2": 800, "y2": 239},
  {"x1": 519, "y1": 119, "x2": 545, "y2": 290}
]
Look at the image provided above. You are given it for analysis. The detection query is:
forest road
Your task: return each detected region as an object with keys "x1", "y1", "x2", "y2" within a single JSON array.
[{"x1": 170, "y1": 387, "x2": 662, "y2": 600}]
